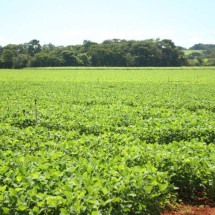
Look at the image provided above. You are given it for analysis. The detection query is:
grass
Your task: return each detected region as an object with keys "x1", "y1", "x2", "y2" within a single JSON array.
[
  {"x1": 23, "y1": 66, "x2": 215, "y2": 70},
  {"x1": 183, "y1": 50, "x2": 204, "y2": 56}
]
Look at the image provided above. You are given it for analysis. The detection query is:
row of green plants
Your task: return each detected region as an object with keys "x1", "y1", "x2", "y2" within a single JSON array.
[
  {"x1": 1, "y1": 131, "x2": 215, "y2": 214},
  {"x1": 0, "y1": 69, "x2": 215, "y2": 214}
]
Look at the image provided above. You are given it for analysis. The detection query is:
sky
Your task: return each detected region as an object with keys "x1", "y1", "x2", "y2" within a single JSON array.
[{"x1": 0, "y1": 0, "x2": 214, "y2": 48}]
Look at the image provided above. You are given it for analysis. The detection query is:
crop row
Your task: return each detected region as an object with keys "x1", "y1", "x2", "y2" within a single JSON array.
[
  {"x1": 0, "y1": 70, "x2": 215, "y2": 214},
  {"x1": 1, "y1": 130, "x2": 215, "y2": 214}
]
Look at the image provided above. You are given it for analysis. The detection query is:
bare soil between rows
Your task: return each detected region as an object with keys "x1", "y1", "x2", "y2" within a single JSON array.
[{"x1": 163, "y1": 205, "x2": 215, "y2": 215}]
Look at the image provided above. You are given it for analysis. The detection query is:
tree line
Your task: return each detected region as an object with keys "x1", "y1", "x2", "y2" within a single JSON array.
[
  {"x1": 0, "y1": 39, "x2": 214, "y2": 68},
  {"x1": 186, "y1": 43, "x2": 215, "y2": 66}
]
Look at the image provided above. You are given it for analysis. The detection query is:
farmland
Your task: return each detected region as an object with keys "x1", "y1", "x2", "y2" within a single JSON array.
[{"x1": 0, "y1": 68, "x2": 215, "y2": 214}]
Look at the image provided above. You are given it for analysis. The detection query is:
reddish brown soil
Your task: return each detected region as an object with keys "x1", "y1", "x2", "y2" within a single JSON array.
[{"x1": 163, "y1": 205, "x2": 215, "y2": 215}]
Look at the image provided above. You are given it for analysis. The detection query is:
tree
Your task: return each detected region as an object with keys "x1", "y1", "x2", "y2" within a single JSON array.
[
  {"x1": 0, "y1": 57, "x2": 4, "y2": 68},
  {"x1": 158, "y1": 39, "x2": 186, "y2": 66},
  {"x1": 189, "y1": 43, "x2": 215, "y2": 50},
  {"x1": 30, "y1": 52, "x2": 63, "y2": 67},
  {"x1": 13, "y1": 54, "x2": 29, "y2": 68},
  {"x1": 1, "y1": 44, "x2": 30, "y2": 68},
  {"x1": 27, "y1": 39, "x2": 41, "y2": 56},
  {"x1": 42, "y1": 43, "x2": 55, "y2": 52},
  {"x1": 0, "y1": 38, "x2": 190, "y2": 68},
  {"x1": 125, "y1": 53, "x2": 135, "y2": 66},
  {"x1": 129, "y1": 40, "x2": 161, "y2": 66},
  {"x1": 0, "y1": 45, "x2": 3, "y2": 56},
  {"x1": 82, "y1": 40, "x2": 98, "y2": 51},
  {"x1": 61, "y1": 50, "x2": 82, "y2": 66},
  {"x1": 78, "y1": 53, "x2": 91, "y2": 66},
  {"x1": 2, "y1": 45, "x2": 17, "y2": 68}
]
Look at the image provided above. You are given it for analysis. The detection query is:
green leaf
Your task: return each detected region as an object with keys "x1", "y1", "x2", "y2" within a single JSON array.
[
  {"x1": 33, "y1": 206, "x2": 39, "y2": 213},
  {"x1": 60, "y1": 208, "x2": 68, "y2": 215},
  {"x1": 9, "y1": 188, "x2": 17, "y2": 196},
  {"x1": 17, "y1": 205, "x2": 27, "y2": 211},
  {"x1": 46, "y1": 197, "x2": 58, "y2": 207},
  {"x1": 91, "y1": 211, "x2": 99, "y2": 215},
  {"x1": 2, "y1": 207, "x2": 10, "y2": 214},
  {"x1": 145, "y1": 185, "x2": 153, "y2": 193},
  {"x1": 16, "y1": 175, "x2": 22, "y2": 182},
  {"x1": 0, "y1": 185, "x2": 7, "y2": 192},
  {"x1": 128, "y1": 193, "x2": 136, "y2": 197},
  {"x1": 112, "y1": 197, "x2": 121, "y2": 203},
  {"x1": 101, "y1": 187, "x2": 108, "y2": 195},
  {"x1": 158, "y1": 183, "x2": 168, "y2": 191},
  {"x1": 0, "y1": 195, "x2": 4, "y2": 201},
  {"x1": 15, "y1": 187, "x2": 24, "y2": 192}
]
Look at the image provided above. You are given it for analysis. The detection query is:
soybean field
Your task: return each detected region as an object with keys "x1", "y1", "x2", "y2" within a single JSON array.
[{"x1": 0, "y1": 68, "x2": 215, "y2": 214}]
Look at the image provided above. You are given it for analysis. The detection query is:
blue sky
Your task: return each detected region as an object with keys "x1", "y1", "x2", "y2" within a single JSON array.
[{"x1": 0, "y1": 0, "x2": 214, "y2": 48}]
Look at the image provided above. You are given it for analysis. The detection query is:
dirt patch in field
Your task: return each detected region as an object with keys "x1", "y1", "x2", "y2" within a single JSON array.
[{"x1": 163, "y1": 205, "x2": 215, "y2": 215}]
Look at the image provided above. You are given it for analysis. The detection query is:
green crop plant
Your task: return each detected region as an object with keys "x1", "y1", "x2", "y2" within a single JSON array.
[{"x1": 0, "y1": 67, "x2": 215, "y2": 214}]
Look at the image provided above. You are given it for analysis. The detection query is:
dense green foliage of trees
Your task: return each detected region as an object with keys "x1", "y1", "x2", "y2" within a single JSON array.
[
  {"x1": 186, "y1": 44, "x2": 215, "y2": 66},
  {"x1": 189, "y1": 43, "x2": 215, "y2": 50},
  {"x1": 0, "y1": 39, "x2": 214, "y2": 68}
]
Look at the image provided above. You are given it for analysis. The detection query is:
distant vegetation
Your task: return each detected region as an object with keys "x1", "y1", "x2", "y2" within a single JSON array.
[
  {"x1": 189, "y1": 43, "x2": 215, "y2": 50},
  {"x1": 185, "y1": 43, "x2": 215, "y2": 66},
  {"x1": 0, "y1": 39, "x2": 214, "y2": 68}
]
